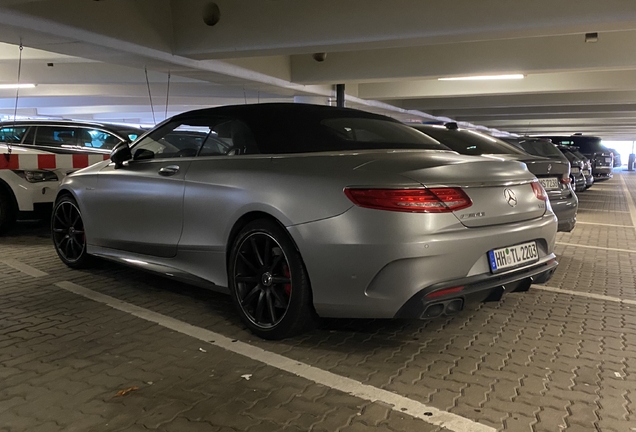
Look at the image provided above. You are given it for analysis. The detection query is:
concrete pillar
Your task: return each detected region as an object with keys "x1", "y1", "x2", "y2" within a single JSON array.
[{"x1": 336, "y1": 84, "x2": 345, "y2": 107}]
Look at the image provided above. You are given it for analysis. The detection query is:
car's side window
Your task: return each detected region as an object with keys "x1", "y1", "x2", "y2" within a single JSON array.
[
  {"x1": 78, "y1": 128, "x2": 123, "y2": 150},
  {"x1": 131, "y1": 123, "x2": 212, "y2": 160},
  {"x1": 130, "y1": 117, "x2": 259, "y2": 160},
  {"x1": 34, "y1": 126, "x2": 79, "y2": 148},
  {"x1": 198, "y1": 119, "x2": 258, "y2": 156},
  {"x1": 0, "y1": 126, "x2": 29, "y2": 144}
]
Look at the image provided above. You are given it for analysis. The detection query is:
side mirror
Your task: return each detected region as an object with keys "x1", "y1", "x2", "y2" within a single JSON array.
[{"x1": 111, "y1": 142, "x2": 132, "y2": 168}]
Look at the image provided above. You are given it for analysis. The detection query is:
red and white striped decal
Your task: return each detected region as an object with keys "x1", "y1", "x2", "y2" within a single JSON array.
[{"x1": 0, "y1": 153, "x2": 109, "y2": 170}]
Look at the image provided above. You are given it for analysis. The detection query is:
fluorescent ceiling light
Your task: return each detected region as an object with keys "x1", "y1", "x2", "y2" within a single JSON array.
[
  {"x1": 0, "y1": 83, "x2": 36, "y2": 89},
  {"x1": 438, "y1": 74, "x2": 524, "y2": 81}
]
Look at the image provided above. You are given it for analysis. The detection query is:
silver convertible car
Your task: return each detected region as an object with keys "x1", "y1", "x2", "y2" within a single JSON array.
[{"x1": 52, "y1": 104, "x2": 558, "y2": 339}]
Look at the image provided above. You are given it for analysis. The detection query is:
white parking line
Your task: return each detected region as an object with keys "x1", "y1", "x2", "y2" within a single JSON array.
[
  {"x1": 0, "y1": 258, "x2": 49, "y2": 277},
  {"x1": 619, "y1": 175, "x2": 636, "y2": 230},
  {"x1": 533, "y1": 285, "x2": 636, "y2": 306},
  {"x1": 576, "y1": 208, "x2": 630, "y2": 213},
  {"x1": 583, "y1": 189, "x2": 617, "y2": 192},
  {"x1": 575, "y1": 222, "x2": 634, "y2": 228},
  {"x1": 555, "y1": 242, "x2": 636, "y2": 253},
  {"x1": 54, "y1": 280, "x2": 494, "y2": 432}
]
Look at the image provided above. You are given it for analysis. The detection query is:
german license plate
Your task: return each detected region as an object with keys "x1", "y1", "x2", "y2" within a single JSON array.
[
  {"x1": 488, "y1": 241, "x2": 538, "y2": 273},
  {"x1": 539, "y1": 177, "x2": 559, "y2": 190},
  {"x1": 583, "y1": 169, "x2": 590, "y2": 176},
  {"x1": 571, "y1": 167, "x2": 580, "y2": 174}
]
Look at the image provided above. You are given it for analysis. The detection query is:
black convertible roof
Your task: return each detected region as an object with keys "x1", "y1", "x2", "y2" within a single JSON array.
[{"x1": 171, "y1": 103, "x2": 397, "y2": 123}]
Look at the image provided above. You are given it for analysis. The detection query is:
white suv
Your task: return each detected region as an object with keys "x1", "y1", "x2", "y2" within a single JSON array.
[{"x1": 0, "y1": 120, "x2": 144, "y2": 234}]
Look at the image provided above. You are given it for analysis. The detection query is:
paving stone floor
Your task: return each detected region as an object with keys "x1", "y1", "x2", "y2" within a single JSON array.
[{"x1": 1, "y1": 172, "x2": 636, "y2": 431}]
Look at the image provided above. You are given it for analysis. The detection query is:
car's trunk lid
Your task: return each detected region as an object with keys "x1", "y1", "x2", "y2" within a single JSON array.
[{"x1": 356, "y1": 152, "x2": 546, "y2": 227}]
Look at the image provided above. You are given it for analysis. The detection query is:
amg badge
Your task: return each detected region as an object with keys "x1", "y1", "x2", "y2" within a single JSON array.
[{"x1": 460, "y1": 211, "x2": 486, "y2": 219}]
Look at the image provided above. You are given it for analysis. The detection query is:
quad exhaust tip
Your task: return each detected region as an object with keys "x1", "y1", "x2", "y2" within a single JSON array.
[{"x1": 422, "y1": 298, "x2": 464, "y2": 319}]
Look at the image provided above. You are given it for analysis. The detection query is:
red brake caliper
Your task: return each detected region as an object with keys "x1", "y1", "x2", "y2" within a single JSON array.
[{"x1": 283, "y1": 264, "x2": 291, "y2": 296}]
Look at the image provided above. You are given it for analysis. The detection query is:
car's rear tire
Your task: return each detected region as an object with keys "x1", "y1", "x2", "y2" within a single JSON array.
[
  {"x1": 0, "y1": 187, "x2": 17, "y2": 235},
  {"x1": 52, "y1": 195, "x2": 92, "y2": 268},
  {"x1": 228, "y1": 219, "x2": 316, "y2": 340}
]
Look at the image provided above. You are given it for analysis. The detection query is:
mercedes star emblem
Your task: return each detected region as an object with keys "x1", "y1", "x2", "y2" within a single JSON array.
[{"x1": 504, "y1": 188, "x2": 518, "y2": 207}]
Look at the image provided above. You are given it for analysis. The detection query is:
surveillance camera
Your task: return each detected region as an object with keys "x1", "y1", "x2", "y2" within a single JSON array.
[
  {"x1": 203, "y1": 2, "x2": 221, "y2": 26},
  {"x1": 312, "y1": 53, "x2": 327, "y2": 62}
]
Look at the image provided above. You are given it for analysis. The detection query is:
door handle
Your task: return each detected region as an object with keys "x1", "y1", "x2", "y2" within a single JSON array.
[{"x1": 158, "y1": 165, "x2": 180, "y2": 176}]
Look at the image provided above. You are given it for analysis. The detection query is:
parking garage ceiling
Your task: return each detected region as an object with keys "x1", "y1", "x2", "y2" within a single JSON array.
[{"x1": 1, "y1": 0, "x2": 636, "y2": 138}]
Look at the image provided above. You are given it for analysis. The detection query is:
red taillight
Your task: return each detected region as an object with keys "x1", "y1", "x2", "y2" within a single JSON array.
[
  {"x1": 426, "y1": 286, "x2": 464, "y2": 298},
  {"x1": 344, "y1": 188, "x2": 472, "y2": 213},
  {"x1": 531, "y1": 181, "x2": 548, "y2": 201},
  {"x1": 560, "y1": 177, "x2": 571, "y2": 184}
]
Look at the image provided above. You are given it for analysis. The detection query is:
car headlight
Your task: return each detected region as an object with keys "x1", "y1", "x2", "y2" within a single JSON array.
[{"x1": 14, "y1": 170, "x2": 59, "y2": 183}]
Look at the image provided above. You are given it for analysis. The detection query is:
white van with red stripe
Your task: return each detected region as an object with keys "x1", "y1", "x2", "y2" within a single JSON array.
[{"x1": 0, "y1": 120, "x2": 144, "y2": 233}]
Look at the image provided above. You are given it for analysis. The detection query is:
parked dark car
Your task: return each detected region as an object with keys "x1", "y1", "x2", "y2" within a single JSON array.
[
  {"x1": 504, "y1": 136, "x2": 593, "y2": 190},
  {"x1": 568, "y1": 147, "x2": 594, "y2": 189},
  {"x1": 556, "y1": 146, "x2": 588, "y2": 192},
  {"x1": 411, "y1": 124, "x2": 577, "y2": 232},
  {"x1": 539, "y1": 134, "x2": 613, "y2": 179}
]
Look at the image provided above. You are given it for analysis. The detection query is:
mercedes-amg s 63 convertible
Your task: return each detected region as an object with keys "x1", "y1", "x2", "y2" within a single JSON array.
[{"x1": 52, "y1": 104, "x2": 558, "y2": 339}]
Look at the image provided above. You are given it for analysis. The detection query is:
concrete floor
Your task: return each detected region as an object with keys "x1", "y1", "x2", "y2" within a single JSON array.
[{"x1": 1, "y1": 172, "x2": 635, "y2": 432}]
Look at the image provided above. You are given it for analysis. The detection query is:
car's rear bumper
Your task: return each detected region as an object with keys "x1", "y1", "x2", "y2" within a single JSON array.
[
  {"x1": 394, "y1": 257, "x2": 558, "y2": 319},
  {"x1": 549, "y1": 191, "x2": 578, "y2": 232},
  {"x1": 594, "y1": 166, "x2": 612, "y2": 178},
  {"x1": 571, "y1": 175, "x2": 586, "y2": 191},
  {"x1": 290, "y1": 208, "x2": 557, "y2": 319}
]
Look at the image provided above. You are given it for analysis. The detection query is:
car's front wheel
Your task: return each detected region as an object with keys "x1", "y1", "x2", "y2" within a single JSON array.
[
  {"x1": 0, "y1": 186, "x2": 17, "y2": 235},
  {"x1": 52, "y1": 195, "x2": 92, "y2": 268},
  {"x1": 228, "y1": 219, "x2": 316, "y2": 339}
]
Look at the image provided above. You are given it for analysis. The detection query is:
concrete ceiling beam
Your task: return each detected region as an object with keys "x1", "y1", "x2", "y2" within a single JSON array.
[
  {"x1": 478, "y1": 118, "x2": 636, "y2": 128},
  {"x1": 388, "y1": 91, "x2": 636, "y2": 111},
  {"x1": 359, "y1": 70, "x2": 636, "y2": 100},
  {"x1": 291, "y1": 30, "x2": 636, "y2": 84},
  {"x1": 443, "y1": 104, "x2": 636, "y2": 118},
  {"x1": 169, "y1": 0, "x2": 636, "y2": 58}
]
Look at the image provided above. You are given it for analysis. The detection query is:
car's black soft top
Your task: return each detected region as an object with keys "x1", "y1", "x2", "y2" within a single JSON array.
[
  {"x1": 172, "y1": 103, "x2": 397, "y2": 123},
  {"x1": 165, "y1": 103, "x2": 447, "y2": 154}
]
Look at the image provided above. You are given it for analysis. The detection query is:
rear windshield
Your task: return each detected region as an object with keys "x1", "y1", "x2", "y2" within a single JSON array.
[
  {"x1": 505, "y1": 139, "x2": 564, "y2": 158},
  {"x1": 541, "y1": 136, "x2": 607, "y2": 153},
  {"x1": 319, "y1": 118, "x2": 446, "y2": 149},
  {"x1": 570, "y1": 149, "x2": 587, "y2": 160},
  {"x1": 559, "y1": 148, "x2": 581, "y2": 162},
  {"x1": 249, "y1": 115, "x2": 450, "y2": 153},
  {"x1": 413, "y1": 126, "x2": 526, "y2": 156}
]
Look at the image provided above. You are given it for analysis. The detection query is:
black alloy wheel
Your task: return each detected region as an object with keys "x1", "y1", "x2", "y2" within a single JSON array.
[
  {"x1": 229, "y1": 219, "x2": 316, "y2": 339},
  {"x1": 52, "y1": 196, "x2": 91, "y2": 268}
]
